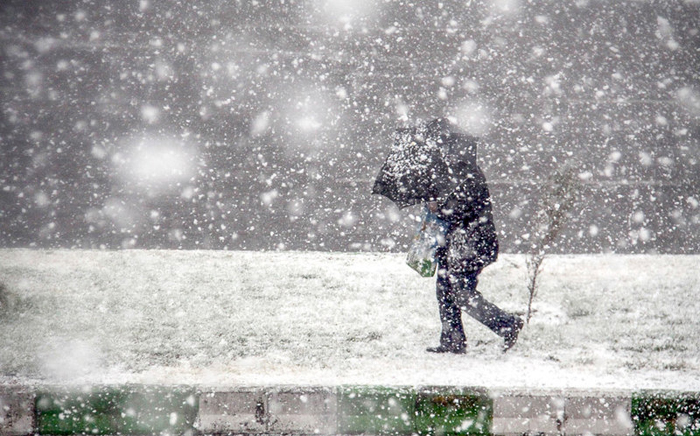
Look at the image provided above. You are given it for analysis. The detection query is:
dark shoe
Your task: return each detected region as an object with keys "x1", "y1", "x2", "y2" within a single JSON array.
[
  {"x1": 426, "y1": 344, "x2": 466, "y2": 354},
  {"x1": 503, "y1": 317, "x2": 524, "y2": 352}
]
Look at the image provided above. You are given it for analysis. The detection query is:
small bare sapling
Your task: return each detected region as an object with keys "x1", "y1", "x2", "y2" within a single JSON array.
[{"x1": 526, "y1": 166, "x2": 581, "y2": 323}]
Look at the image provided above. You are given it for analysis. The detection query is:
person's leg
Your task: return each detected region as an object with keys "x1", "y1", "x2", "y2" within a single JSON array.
[
  {"x1": 427, "y1": 253, "x2": 467, "y2": 354},
  {"x1": 454, "y1": 271, "x2": 524, "y2": 350},
  {"x1": 432, "y1": 268, "x2": 466, "y2": 352}
]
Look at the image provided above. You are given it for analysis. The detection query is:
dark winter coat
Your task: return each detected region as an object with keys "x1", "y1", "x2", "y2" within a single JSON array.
[{"x1": 433, "y1": 134, "x2": 499, "y2": 274}]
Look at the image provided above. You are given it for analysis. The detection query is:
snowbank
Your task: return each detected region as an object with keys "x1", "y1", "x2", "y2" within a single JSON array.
[{"x1": 0, "y1": 249, "x2": 698, "y2": 391}]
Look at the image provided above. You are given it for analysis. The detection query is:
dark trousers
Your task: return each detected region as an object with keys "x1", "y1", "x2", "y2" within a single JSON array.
[{"x1": 436, "y1": 257, "x2": 519, "y2": 347}]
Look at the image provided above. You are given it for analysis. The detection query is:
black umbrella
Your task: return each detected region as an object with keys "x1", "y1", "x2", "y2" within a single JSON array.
[{"x1": 372, "y1": 119, "x2": 477, "y2": 209}]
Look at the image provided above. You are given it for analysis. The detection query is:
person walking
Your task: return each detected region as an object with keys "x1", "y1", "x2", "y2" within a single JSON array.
[
  {"x1": 373, "y1": 118, "x2": 524, "y2": 353},
  {"x1": 423, "y1": 120, "x2": 523, "y2": 354}
]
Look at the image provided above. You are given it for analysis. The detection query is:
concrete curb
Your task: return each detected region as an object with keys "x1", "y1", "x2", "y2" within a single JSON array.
[
  {"x1": 491, "y1": 390, "x2": 634, "y2": 436},
  {"x1": 0, "y1": 386, "x2": 35, "y2": 436},
  {"x1": 1, "y1": 385, "x2": 699, "y2": 435}
]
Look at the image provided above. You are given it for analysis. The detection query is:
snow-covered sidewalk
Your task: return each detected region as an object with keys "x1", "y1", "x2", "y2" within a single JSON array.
[{"x1": 0, "y1": 249, "x2": 699, "y2": 391}]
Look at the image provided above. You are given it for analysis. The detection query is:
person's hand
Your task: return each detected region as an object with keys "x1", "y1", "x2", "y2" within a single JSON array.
[{"x1": 427, "y1": 201, "x2": 438, "y2": 213}]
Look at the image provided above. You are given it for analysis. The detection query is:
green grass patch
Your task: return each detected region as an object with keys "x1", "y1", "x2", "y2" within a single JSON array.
[
  {"x1": 338, "y1": 386, "x2": 418, "y2": 434},
  {"x1": 35, "y1": 385, "x2": 197, "y2": 435},
  {"x1": 415, "y1": 387, "x2": 492, "y2": 435},
  {"x1": 632, "y1": 392, "x2": 700, "y2": 436},
  {"x1": 337, "y1": 386, "x2": 492, "y2": 435}
]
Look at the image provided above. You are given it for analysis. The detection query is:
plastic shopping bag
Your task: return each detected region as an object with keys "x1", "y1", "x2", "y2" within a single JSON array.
[{"x1": 406, "y1": 209, "x2": 448, "y2": 277}]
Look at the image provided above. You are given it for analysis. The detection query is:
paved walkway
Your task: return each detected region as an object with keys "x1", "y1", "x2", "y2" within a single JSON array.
[{"x1": 1, "y1": 385, "x2": 699, "y2": 435}]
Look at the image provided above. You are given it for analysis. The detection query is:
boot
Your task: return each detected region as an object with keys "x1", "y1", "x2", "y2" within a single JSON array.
[
  {"x1": 426, "y1": 343, "x2": 466, "y2": 354},
  {"x1": 427, "y1": 330, "x2": 466, "y2": 354},
  {"x1": 503, "y1": 316, "x2": 524, "y2": 352}
]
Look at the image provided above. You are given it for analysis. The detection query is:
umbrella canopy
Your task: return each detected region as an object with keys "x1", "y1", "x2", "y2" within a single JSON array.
[{"x1": 372, "y1": 119, "x2": 478, "y2": 209}]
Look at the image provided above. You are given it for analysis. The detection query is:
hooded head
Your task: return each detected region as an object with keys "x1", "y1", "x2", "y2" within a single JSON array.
[{"x1": 422, "y1": 118, "x2": 478, "y2": 170}]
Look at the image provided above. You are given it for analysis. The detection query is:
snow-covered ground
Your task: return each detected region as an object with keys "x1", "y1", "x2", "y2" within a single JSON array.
[{"x1": 0, "y1": 249, "x2": 698, "y2": 391}]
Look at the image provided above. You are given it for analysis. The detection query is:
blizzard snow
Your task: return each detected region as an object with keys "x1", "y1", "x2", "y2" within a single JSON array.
[{"x1": 0, "y1": 249, "x2": 698, "y2": 391}]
